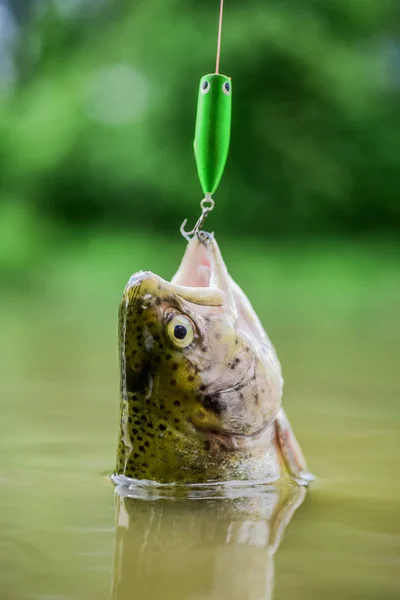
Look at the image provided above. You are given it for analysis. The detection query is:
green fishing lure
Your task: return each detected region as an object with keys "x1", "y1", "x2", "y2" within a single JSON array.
[
  {"x1": 181, "y1": 0, "x2": 232, "y2": 239},
  {"x1": 194, "y1": 73, "x2": 232, "y2": 196}
]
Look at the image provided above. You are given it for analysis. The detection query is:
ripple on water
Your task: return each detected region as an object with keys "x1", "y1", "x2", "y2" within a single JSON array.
[{"x1": 111, "y1": 473, "x2": 310, "y2": 501}]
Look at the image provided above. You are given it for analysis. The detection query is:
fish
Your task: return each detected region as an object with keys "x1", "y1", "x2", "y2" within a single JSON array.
[{"x1": 114, "y1": 231, "x2": 312, "y2": 484}]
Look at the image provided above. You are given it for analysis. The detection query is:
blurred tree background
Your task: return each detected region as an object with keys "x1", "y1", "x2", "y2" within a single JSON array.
[{"x1": 0, "y1": 0, "x2": 398, "y2": 268}]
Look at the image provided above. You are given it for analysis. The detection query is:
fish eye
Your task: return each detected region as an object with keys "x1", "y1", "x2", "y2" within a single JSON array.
[
  {"x1": 201, "y1": 80, "x2": 210, "y2": 95},
  {"x1": 166, "y1": 315, "x2": 194, "y2": 349},
  {"x1": 174, "y1": 324, "x2": 187, "y2": 340},
  {"x1": 222, "y1": 81, "x2": 231, "y2": 95}
]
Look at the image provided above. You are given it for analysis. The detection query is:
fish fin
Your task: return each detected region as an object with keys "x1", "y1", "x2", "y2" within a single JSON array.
[
  {"x1": 268, "y1": 484, "x2": 307, "y2": 554},
  {"x1": 275, "y1": 408, "x2": 315, "y2": 484}
]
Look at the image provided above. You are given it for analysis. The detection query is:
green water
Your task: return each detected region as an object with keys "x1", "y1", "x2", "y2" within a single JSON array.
[{"x1": 1, "y1": 236, "x2": 399, "y2": 600}]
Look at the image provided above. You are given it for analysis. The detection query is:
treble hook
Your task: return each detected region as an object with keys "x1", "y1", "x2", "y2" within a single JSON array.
[{"x1": 180, "y1": 194, "x2": 215, "y2": 242}]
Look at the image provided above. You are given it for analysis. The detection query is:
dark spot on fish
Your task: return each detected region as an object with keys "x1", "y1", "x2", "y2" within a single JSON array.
[
  {"x1": 201, "y1": 347, "x2": 207, "y2": 353},
  {"x1": 133, "y1": 453, "x2": 139, "y2": 459},
  {"x1": 133, "y1": 406, "x2": 139, "y2": 414},
  {"x1": 128, "y1": 416, "x2": 132, "y2": 423},
  {"x1": 134, "y1": 420, "x2": 141, "y2": 426},
  {"x1": 199, "y1": 384, "x2": 207, "y2": 391},
  {"x1": 137, "y1": 436, "x2": 143, "y2": 441},
  {"x1": 173, "y1": 400, "x2": 181, "y2": 407},
  {"x1": 125, "y1": 369, "x2": 137, "y2": 391},
  {"x1": 159, "y1": 344, "x2": 164, "y2": 350},
  {"x1": 202, "y1": 394, "x2": 223, "y2": 415},
  {"x1": 153, "y1": 334, "x2": 160, "y2": 341},
  {"x1": 239, "y1": 392, "x2": 244, "y2": 401},
  {"x1": 154, "y1": 356, "x2": 161, "y2": 364},
  {"x1": 126, "y1": 363, "x2": 151, "y2": 394},
  {"x1": 140, "y1": 415, "x2": 147, "y2": 424},
  {"x1": 166, "y1": 353, "x2": 172, "y2": 360},
  {"x1": 170, "y1": 379, "x2": 176, "y2": 386},
  {"x1": 132, "y1": 428, "x2": 138, "y2": 435},
  {"x1": 145, "y1": 441, "x2": 150, "y2": 447},
  {"x1": 139, "y1": 445, "x2": 145, "y2": 453},
  {"x1": 204, "y1": 440, "x2": 211, "y2": 451},
  {"x1": 159, "y1": 424, "x2": 166, "y2": 431},
  {"x1": 174, "y1": 418, "x2": 180, "y2": 424},
  {"x1": 136, "y1": 326, "x2": 141, "y2": 333},
  {"x1": 171, "y1": 363, "x2": 179, "y2": 371},
  {"x1": 235, "y1": 358, "x2": 240, "y2": 365},
  {"x1": 132, "y1": 350, "x2": 137, "y2": 356},
  {"x1": 187, "y1": 375, "x2": 195, "y2": 382}
]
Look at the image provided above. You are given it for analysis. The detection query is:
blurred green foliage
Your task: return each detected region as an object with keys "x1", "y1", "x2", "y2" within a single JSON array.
[{"x1": 0, "y1": 0, "x2": 399, "y2": 244}]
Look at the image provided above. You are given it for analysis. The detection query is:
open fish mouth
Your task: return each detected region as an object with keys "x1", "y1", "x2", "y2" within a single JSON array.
[
  {"x1": 189, "y1": 418, "x2": 272, "y2": 451},
  {"x1": 125, "y1": 232, "x2": 228, "y2": 309},
  {"x1": 171, "y1": 231, "x2": 230, "y2": 294}
]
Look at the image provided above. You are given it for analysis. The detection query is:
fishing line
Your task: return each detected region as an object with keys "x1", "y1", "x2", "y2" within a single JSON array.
[
  {"x1": 181, "y1": 0, "x2": 232, "y2": 241},
  {"x1": 215, "y1": 0, "x2": 225, "y2": 75}
]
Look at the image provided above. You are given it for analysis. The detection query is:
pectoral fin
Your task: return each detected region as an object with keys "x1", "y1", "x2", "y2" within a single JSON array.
[{"x1": 275, "y1": 408, "x2": 315, "y2": 484}]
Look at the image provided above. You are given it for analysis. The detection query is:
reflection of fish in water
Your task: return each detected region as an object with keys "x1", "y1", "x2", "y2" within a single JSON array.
[
  {"x1": 110, "y1": 483, "x2": 306, "y2": 600},
  {"x1": 114, "y1": 232, "x2": 312, "y2": 484}
]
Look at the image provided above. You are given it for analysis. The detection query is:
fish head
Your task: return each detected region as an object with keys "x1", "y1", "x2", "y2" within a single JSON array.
[{"x1": 117, "y1": 232, "x2": 283, "y2": 482}]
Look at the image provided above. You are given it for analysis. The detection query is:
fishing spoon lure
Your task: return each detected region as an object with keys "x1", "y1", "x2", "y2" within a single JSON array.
[{"x1": 181, "y1": 0, "x2": 232, "y2": 240}]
